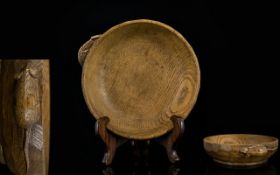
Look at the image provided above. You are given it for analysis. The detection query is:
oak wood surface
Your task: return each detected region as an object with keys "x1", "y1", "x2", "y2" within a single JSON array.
[
  {"x1": 203, "y1": 134, "x2": 278, "y2": 168},
  {"x1": 0, "y1": 59, "x2": 50, "y2": 175},
  {"x1": 82, "y1": 19, "x2": 200, "y2": 139}
]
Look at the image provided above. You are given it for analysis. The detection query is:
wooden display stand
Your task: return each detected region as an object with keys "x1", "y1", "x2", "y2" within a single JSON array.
[{"x1": 95, "y1": 116, "x2": 184, "y2": 165}]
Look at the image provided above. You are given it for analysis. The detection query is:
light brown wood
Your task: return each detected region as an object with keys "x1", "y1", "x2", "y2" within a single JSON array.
[
  {"x1": 0, "y1": 59, "x2": 50, "y2": 175},
  {"x1": 203, "y1": 134, "x2": 278, "y2": 168},
  {"x1": 78, "y1": 35, "x2": 101, "y2": 66},
  {"x1": 81, "y1": 19, "x2": 200, "y2": 139}
]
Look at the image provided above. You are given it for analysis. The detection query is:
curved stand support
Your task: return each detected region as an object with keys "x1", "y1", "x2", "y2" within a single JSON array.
[
  {"x1": 158, "y1": 116, "x2": 185, "y2": 163},
  {"x1": 95, "y1": 117, "x2": 117, "y2": 165},
  {"x1": 95, "y1": 116, "x2": 185, "y2": 165},
  {"x1": 95, "y1": 117, "x2": 126, "y2": 165}
]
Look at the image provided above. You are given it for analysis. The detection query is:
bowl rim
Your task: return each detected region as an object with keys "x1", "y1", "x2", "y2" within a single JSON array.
[
  {"x1": 203, "y1": 134, "x2": 279, "y2": 146},
  {"x1": 81, "y1": 19, "x2": 201, "y2": 139}
]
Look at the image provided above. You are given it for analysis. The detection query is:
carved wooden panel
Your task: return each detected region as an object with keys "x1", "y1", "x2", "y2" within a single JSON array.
[{"x1": 0, "y1": 59, "x2": 50, "y2": 175}]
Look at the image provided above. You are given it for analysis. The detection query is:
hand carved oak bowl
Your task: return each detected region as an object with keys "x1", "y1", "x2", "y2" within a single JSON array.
[
  {"x1": 203, "y1": 134, "x2": 278, "y2": 168},
  {"x1": 81, "y1": 19, "x2": 200, "y2": 139}
]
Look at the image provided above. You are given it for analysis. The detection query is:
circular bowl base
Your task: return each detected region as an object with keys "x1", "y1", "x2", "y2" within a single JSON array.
[{"x1": 213, "y1": 159, "x2": 268, "y2": 169}]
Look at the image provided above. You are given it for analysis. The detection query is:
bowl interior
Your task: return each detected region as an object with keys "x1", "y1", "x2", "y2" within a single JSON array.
[
  {"x1": 204, "y1": 134, "x2": 278, "y2": 145},
  {"x1": 82, "y1": 20, "x2": 200, "y2": 139}
]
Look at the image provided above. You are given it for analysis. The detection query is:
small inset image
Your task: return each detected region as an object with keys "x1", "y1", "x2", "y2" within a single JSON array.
[{"x1": 0, "y1": 59, "x2": 50, "y2": 175}]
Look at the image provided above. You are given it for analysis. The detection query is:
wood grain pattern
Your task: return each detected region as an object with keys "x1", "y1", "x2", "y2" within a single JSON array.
[
  {"x1": 15, "y1": 61, "x2": 41, "y2": 128},
  {"x1": 0, "y1": 59, "x2": 50, "y2": 175},
  {"x1": 82, "y1": 19, "x2": 200, "y2": 139},
  {"x1": 203, "y1": 134, "x2": 278, "y2": 167}
]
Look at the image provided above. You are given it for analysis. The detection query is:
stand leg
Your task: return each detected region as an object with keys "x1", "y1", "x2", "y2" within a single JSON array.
[
  {"x1": 159, "y1": 116, "x2": 184, "y2": 163},
  {"x1": 95, "y1": 117, "x2": 127, "y2": 165},
  {"x1": 95, "y1": 117, "x2": 117, "y2": 165},
  {"x1": 95, "y1": 116, "x2": 184, "y2": 165},
  {"x1": 102, "y1": 167, "x2": 114, "y2": 175},
  {"x1": 168, "y1": 165, "x2": 180, "y2": 175}
]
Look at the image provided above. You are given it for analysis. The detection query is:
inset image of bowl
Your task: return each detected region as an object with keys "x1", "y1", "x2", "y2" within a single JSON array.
[{"x1": 203, "y1": 134, "x2": 278, "y2": 168}]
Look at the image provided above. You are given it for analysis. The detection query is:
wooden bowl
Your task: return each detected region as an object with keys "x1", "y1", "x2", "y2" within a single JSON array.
[
  {"x1": 203, "y1": 134, "x2": 278, "y2": 168},
  {"x1": 81, "y1": 19, "x2": 200, "y2": 139}
]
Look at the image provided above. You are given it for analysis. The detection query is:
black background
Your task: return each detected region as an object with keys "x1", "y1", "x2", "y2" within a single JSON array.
[{"x1": 0, "y1": 0, "x2": 279, "y2": 174}]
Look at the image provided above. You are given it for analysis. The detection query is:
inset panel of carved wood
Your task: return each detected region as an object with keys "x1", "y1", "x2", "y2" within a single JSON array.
[{"x1": 0, "y1": 59, "x2": 50, "y2": 175}]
